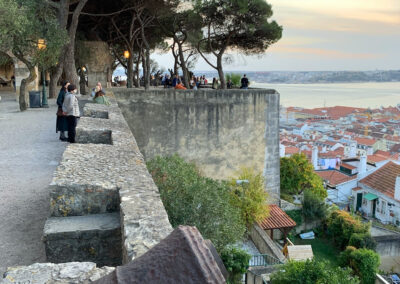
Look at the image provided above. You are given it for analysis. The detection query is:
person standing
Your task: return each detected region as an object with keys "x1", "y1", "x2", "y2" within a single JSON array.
[
  {"x1": 56, "y1": 81, "x2": 69, "y2": 141},
  {"x1": 62, "y1": 84, "x2": 80, "y2": 143},
  {"x1": 240, "y1": 74, "x2": 249, "y2": 89}
]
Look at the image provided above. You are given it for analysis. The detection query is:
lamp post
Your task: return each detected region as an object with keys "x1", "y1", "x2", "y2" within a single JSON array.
[
  {"x1": 124, "y1": 50, "x2": 131, "y2": 88},
  {"x1": 38, "y1": 39, "x2": 48, "y2": 108}
]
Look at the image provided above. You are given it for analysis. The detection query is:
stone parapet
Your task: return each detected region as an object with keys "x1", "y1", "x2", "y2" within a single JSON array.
[
  {"x1": 1, "y1": 262, "x2": 115, "y2": 284},
  {"x1": 43, "y1": 213, "x2": 122, "y2": 266},
  {"x1": 45, "y1": 98, "x2": 172, "y2": 265}
]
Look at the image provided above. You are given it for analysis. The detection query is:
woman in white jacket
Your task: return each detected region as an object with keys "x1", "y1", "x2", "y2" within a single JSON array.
[{"x1": 62, "y1": 84, "x2": 80, "y2": 143}]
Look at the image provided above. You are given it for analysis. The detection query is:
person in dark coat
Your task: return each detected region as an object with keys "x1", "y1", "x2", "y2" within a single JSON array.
[{"x1": 56, "y1": 81, "x2": 69, "y2": 141}]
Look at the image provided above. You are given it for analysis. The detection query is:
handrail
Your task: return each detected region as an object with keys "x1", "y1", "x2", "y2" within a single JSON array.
[{"x1": 249, "y1": 254, "x2": 283, "y2": 267}]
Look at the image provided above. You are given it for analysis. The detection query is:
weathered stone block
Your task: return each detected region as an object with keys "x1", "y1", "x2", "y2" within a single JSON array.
[
  {"x1": 2, "y1": 262, "x2": 114, "y2": 284},
  {"x1": 43, "y1": 213, "x2": 122, "y2": 267}
]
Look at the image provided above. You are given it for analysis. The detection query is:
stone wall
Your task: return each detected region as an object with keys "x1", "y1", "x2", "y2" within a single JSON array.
[
  {"x1": 374, "y1": 234, "x2": 400, "y2": 256},
  {"x1": 249, "y1": 225, "x2": 286, "y2": 263},
  {"x1": 43, "y1": 100, "x2": 172, "y2": 266},
  {"x1": 114, "y1": 88, "x2": 280, "y2": 203}
]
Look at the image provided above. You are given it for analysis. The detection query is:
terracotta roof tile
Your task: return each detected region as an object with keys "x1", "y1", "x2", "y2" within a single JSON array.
[
  {"x1": 355, "y1": 137, "x2": 376, "y2": 146},
  {"x1": 341, "y1": 163, "x2": 356, "y2": 170},
  {"x1": 315, "y1": 170, "x2": 356, "y2": 186},
  {"x1": 375, "y1": 150, "x2": 391, "y2": 157},
  {"x1": 258, "y1": 205, "x2": 296, "y2": 230},
  {"x1": 367, "y1": 154, "x2": 388, "y2": 163},
  {"x1": 359, "y1": 161, "x2": 400, "y2": 201},
  {"x1": 352, "y1": 187, "x2": 362, "y2": 191},
  {"x1": 285, "y1": 147, "x2": 300, "y2": 155}
]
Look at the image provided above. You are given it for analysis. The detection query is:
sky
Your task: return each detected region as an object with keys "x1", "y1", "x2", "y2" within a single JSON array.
[{"x1": 151, "y1": 0, "x2": 400, "y2": 72}]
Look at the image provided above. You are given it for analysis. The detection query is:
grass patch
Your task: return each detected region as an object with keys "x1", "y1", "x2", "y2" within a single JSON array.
[{"x1": 293, "y1": 236, "x2": 341, "y2": 267}]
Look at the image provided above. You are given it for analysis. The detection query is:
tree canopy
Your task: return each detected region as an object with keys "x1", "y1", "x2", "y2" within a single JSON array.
[{"x1": 280, "y1": 153, "x2": 327, "y2": 200}]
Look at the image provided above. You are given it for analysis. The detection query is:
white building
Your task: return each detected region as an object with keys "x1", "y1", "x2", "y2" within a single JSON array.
[{"x1": 353, "y1": 161, "x2": 400, "y2": 226}]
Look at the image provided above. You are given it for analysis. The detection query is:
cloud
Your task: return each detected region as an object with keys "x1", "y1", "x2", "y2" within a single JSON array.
[{"x1": 270, "y1": 46, "x2": 383, "y2": 59}]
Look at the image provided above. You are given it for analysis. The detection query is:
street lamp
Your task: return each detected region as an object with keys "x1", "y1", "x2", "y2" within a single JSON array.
[
  {"x1": 124, "y1": 50, "x2": 130, "y2": 59},
  {"x1": 38, "y1": 39, "x2": 48, "y2": 108}
]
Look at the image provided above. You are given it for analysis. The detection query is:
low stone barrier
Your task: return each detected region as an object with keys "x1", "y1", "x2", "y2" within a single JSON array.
[{"x1": 43, "y1": 99, "x2": 172, "y2": 266}]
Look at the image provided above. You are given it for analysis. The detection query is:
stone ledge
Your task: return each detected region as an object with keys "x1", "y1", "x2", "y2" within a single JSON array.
[
  {"x1": 1, "y1": 262, "x2": 114, "y2": 284},
  {"x1": 43, "y1": 213, "x2": 122, "y2": 266}
]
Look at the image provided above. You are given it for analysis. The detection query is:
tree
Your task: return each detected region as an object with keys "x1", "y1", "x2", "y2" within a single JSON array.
[
  {"x1": 280, "y1": 153, "x2": 327, "y2": 200},
  {"x1": 302, "y1": 189, "x2": 328, "y2": 222},
  {"x1": 339, "y1": 247, "x2": 380, "y2": 284},
  {"x1": 326, "y1": 210, "x2": 369, "y2": 249},
  {"x1": 0, "y1": 0, "x2": 65, "y2": 110},
  {"x1": 220, "y1": 247, "x2": 251, "y2": 284},
  {"x1": 195, "y1": 0, "x2": 282, "y2": 88},
  {"x1": 147, "y1": 154, "x2": 246, "y2": 252},
  {"x1": 270, "y1": 259, "x2": 360, "y2": 284},
  {"x1": 229, "y1": 167, "x2": 269, "y2": 227},
  {"x1": 348, "y1": 233, "x2": 376, "y2": 251}
]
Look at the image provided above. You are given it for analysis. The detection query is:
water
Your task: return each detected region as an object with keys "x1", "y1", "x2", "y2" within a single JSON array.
[{"x1": 253, "y1": 82, "x2": 400, "y2": 108}]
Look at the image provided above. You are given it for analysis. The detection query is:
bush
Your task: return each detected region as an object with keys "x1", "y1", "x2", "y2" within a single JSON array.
[
  {"x1": 270, "y1": 259, "x2": 360, "y2": 284},
  {"x1": 339, "y1": 247, "x2": 380, "y2": 284},
  {"x1": 326, "y1": 210, "x2": 369, "y2": 249},
  {"x1": 280, "y1": 153, "x2": 327, "y2": 199},
  {"x1": 285, "y1": 209, "x2": 302, "y2": 227},
  {"x1": 226, "y1": 73, "x2": 241, "y2": 87},
  {"x1": 147, "y1": 155, "x2": 246, "y2": 252},
  {"x1": 349, "y1": 233, "x2": 377, "y2": 251},
  {"x1": 229, "y1": 167, "x2": 269, "y2": 227},
  {"x1": 220, "y1": 247, "x2": 251, "y2": 284},
  {"x1": 302, "y1": 189, "x2": 328, "y2": 221}
]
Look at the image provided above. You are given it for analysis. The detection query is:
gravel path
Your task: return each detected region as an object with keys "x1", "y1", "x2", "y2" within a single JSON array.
[{"x1": 0, "y1": 91, "x2": 66, "y2": 275}]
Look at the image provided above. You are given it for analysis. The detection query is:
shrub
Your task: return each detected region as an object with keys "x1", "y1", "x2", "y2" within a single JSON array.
[
  {"x1": 229, "y1": 167, "x2": 269, "y2": 227},
  {"x1": 270, "y1": 259, "x2": 360, "y2": 284},
  {"x1": 302, "y1": 189, "x2": 328, "y2": 222},
  {"x1": 220, "y1": 247, "x2": 251, "y2": 284},
  {"x1": 285, "y1": 209, "x2": 302, "y2": 227},
  {"x1": 225, "y1": 73, "x2": 241, "y2": 87},
  {"x1": 280, "y1": 153, "x2": 327, "y2": 199},
  {"x1": 349, "y1": 233, "x2": 377, "y2": 251},
  {"x1": 147, "y1": 154, "x2": 246, "y2": 252},
  {"x1": 339, "y1": 247, "x2": 380, "y2": 284},
  {"x1": 326, "y1": 210, "x2": 369, "y2": 249}
]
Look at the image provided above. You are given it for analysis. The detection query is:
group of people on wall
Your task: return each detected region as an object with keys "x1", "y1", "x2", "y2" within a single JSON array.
[
  {"x1": 161, "y1": 74, "x2": 250, "y2": 90},
  {"x1": 56, "y1": 81, "x2": 109, "y2": 143}
]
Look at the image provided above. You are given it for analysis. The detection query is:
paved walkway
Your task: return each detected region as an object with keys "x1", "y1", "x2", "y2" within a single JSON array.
[{"x1": 0, "y1": 91, "x2": 66, "y2": 275}]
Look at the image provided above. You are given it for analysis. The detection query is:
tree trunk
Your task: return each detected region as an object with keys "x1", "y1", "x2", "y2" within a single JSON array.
[
  {"x1": 49, "y1": 62, "x2": 64, "y2": 98},
  {"x1": 141, "y1": 54, "x2": 146, "y2": 88},
  {"x1": 145, "y1": 48, "x2": 150, "y2": 90},
  {"x1": 19, "y1": 67, "x2": 37, "y2": 111},
  {"x1": 63, "y1": 0, "x2": 88, "y2": 88},
  {"x1": 134, "y1": 55, "x2": 140, "y2": 87},
  {"x1": 217, "y1": 55, "x2": 226, "y2": 89},
  {"x1": 127, "y1": 53, "x2": 133, "y2": 88},
  {"x1": 177, "y1": 41, "x2": 190, "y2": 88}
]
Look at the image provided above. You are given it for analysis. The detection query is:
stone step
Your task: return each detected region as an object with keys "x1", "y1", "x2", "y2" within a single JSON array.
[{"x1": 43, "y1": 213, "x2": 122, "y2": 267}]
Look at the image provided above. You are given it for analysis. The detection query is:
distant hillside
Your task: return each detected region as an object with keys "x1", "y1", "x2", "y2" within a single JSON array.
[{"x1": 195, "y1": 70, "x2": 400, "y2": 84}]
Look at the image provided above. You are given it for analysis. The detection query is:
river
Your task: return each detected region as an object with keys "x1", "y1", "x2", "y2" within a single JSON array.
[{"x1": 253, "y1": 82, "x2": 400, "y2": 108}]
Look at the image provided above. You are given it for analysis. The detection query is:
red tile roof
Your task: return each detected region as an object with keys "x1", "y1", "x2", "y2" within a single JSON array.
[
  {"x1": 359, "y1": 161, "x2": 400, "y2": 201},
  {"x1": 355, "y1": 137, "x2": 376, "y2": 146},
  {"x1": 341, "y1": 163, "x2": 356, "y2": 170},
  {"x1": 258, "y1": 205, "x2": 296, "y2": 230},
  {"x1": 367, "y1": 154, "x2": 388, "y2": 164},
  {"x1": 352, "y1": 187, "x2": 362, "y2": 191},
  {"x1": 375, "y1": 150, "x2": 391, "y2": 157},
  {"x1": 315, "y1": 170, "x2": 356, "y2": 186},
  {"x1": 285, "y1": 147, "x2": 300, "y2": 155}
]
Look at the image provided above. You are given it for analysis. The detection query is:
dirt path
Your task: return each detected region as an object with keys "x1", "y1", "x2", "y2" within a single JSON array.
[{"x1": 0, "y1": 91, "x2": 66, "y2": 275}]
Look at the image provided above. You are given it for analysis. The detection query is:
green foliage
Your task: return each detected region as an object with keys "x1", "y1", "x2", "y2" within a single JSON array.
[
  {"x1": 225, "y1": 73, "x2": 241, "y2": 87},
  {"x1": 147, "y1": 154, "x2": 246, "y2": 252},
  {"x1": 349, "y1": 233, "x2": 377, "y2": 251},
  {"x1": 339, "y1": 247, "x2": 380, "y2": 284},
  {"x1": 326, "y1": 210, "x2": 369, "y2": 249},
  {"x1": 285, "y1": 210, "x2": 302, "y2": 227},
  {"x1": 229, "y1": 167, "x2": 269, "y2": 227},
  {"x1": 220, "y1": 246, "x2": 251, "y2": 284},
  {"x1": 280, "y1": 153, "x2": 327, "y2": 199},
  {"x1": 270, "y1": 259, "x2": 360, "y2": 284},
  {"x1": 0, "y1": 0, "x2": 66, "y2": 68},
  {"x1": 302, "y1": 189, "x2": 328, "y2": 221}
]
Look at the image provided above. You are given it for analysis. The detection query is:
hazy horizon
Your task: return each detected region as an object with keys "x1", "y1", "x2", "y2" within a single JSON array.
[{"x1": 152, "y1": 0, "x2": 400, "y2": 72}]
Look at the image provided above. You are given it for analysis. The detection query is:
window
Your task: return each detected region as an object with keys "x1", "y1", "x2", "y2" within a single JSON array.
[
  {"x1": 362, "y1": 196, "x2": 367, "y2": 205},
  {"x1": 381, "y1": 201, "x2": 386, "y2": 215}
]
